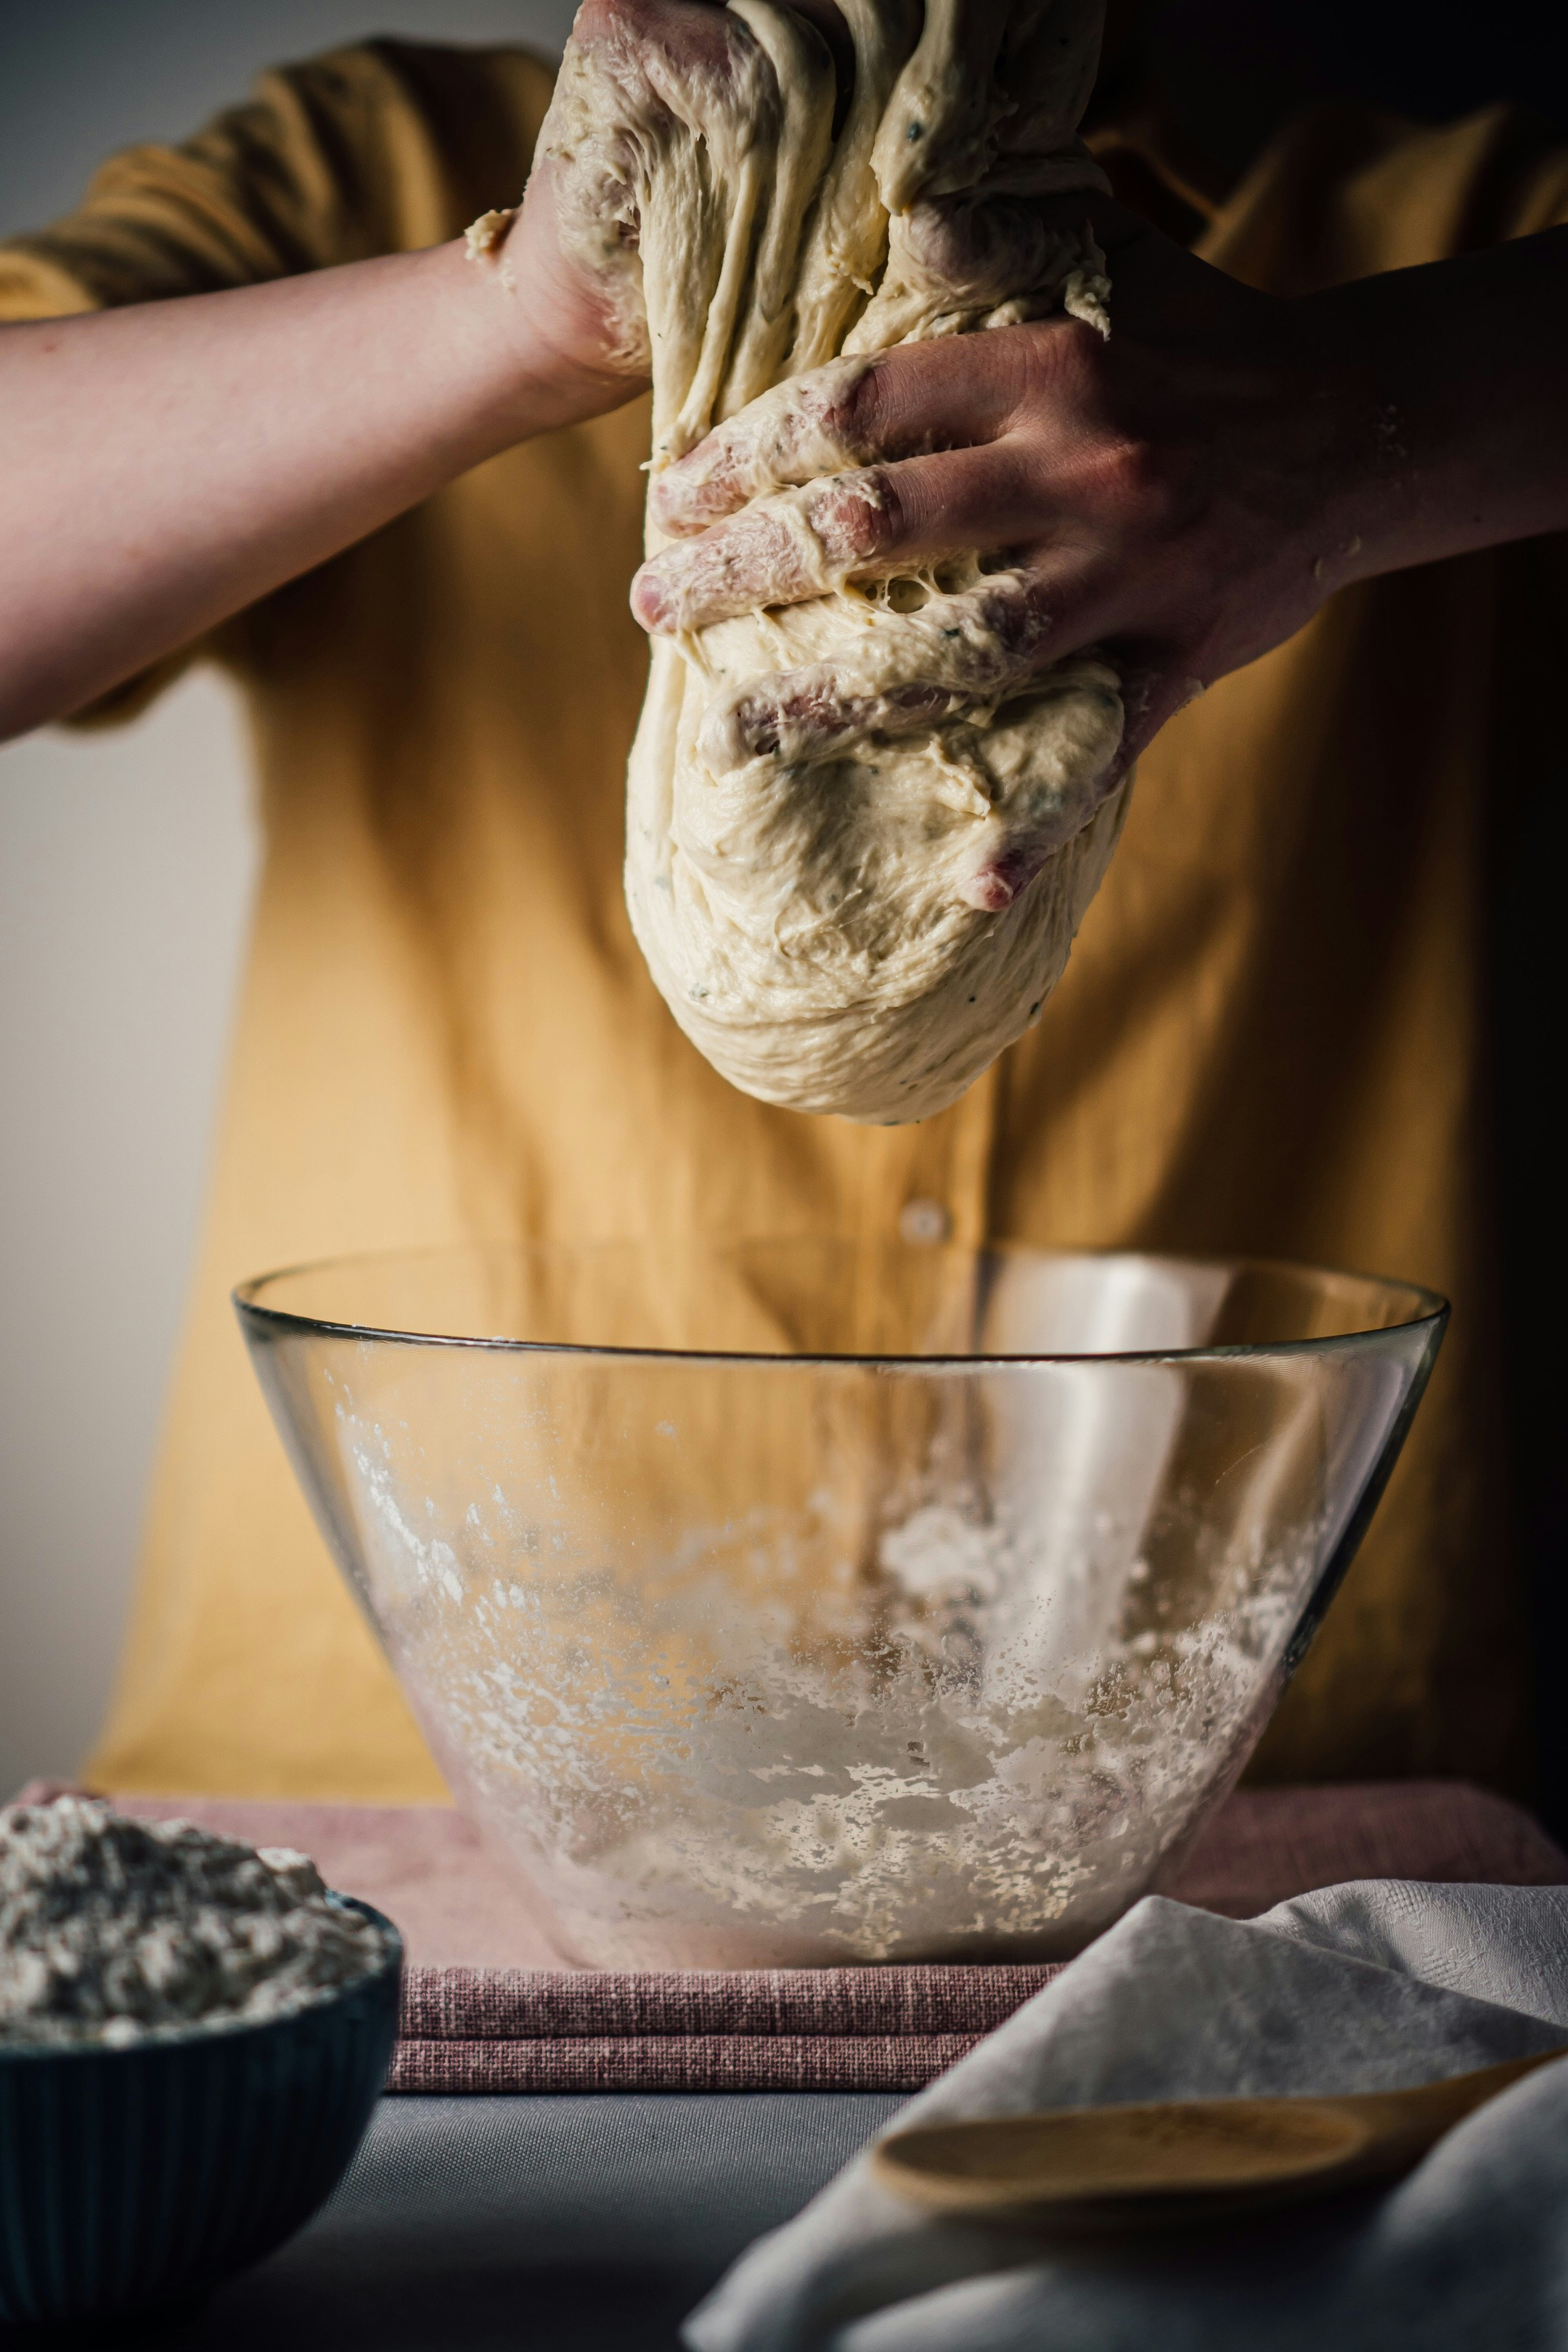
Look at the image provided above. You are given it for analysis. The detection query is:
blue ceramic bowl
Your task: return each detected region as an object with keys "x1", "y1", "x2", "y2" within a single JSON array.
[{"x1": 0, "y1": 1897, "x2": 401, "y2": 2325}]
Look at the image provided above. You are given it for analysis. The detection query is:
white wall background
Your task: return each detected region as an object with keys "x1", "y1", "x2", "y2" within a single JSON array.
[{"x1": 0, "y1": 0, "x2": 576, "y2": 1797}]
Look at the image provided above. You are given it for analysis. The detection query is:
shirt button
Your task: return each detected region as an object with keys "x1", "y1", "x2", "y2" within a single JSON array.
[{"x1": 899, "y1": 1197, "x2": 952, "y2": 1246}]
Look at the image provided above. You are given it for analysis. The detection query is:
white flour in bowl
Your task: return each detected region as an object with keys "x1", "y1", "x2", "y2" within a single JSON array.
[{"x1": 0, "y1": 1797, "x2": 393, "y2": 2049}]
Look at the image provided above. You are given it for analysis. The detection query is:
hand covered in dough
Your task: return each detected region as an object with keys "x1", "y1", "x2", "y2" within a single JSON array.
[
  {"x1": 632, "y1": 200, "x2": 1378, "y2": 767},
  {"x1": 497, "y1": 0, "x2": 772, "y2": 409}
]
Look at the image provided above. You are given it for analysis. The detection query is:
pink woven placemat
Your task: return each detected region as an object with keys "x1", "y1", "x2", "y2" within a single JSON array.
[
  {"x1": 396, "y1": 1964, "x2": 1055, "y2": 2091},
  {"x1": 34, "y1": 1779, "x2": 1556, "y2": 2093}
]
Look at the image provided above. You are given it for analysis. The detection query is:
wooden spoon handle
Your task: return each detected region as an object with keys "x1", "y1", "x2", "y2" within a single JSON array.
[
  {"x1": 1315, "y1": 2046, "x2": 1568, "y2": 2184},
  {"x1": 873, "y1": 2045, "x2": 1568, "y2": 2231}
]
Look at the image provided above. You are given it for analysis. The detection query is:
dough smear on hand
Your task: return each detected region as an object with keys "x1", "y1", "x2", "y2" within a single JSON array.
[{"x1": 539, "y1": 0, "x2": 1128, "y2": 1122}]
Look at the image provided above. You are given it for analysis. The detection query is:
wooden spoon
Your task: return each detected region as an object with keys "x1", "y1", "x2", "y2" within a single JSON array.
[{"x1": 872, "y1": 2048, "x2": 1567, "y2": 2233}]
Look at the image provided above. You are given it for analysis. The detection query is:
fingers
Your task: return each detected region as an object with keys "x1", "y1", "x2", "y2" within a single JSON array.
[
  {"x1": 697, "y1": 570, "x2": 1049, "y2": 770},
  {"x1": 649, "y1": 361, "x2": 875, "y2": 534},
  {"x1": 568, "y1": 0, "x2": 746, "y2": 86},
  {"x1": 633, "y1": 475, "x2": 878, "y2": 633},
  {"x1": 947, "y1": 657, "x2": 1192, "y2": 914},
  {"x1": 634, "y1": 441, "x2": 1047, "y2": 632},
  {"x1": 957, "y1": 659, "x2": 1127, "y2": 912},
  {"x1": 700, "y1": 667, "x2": 960, "y2": 772},
  {"x1": 649, "y1": 335, "x2": 1035, "y2": 535},
  {"x1": 690, "y1": 559, "x2": 1127, "y2": 923},
  {"x1": 951, "y1": 658, "x2": 1199, "y2": 919}
]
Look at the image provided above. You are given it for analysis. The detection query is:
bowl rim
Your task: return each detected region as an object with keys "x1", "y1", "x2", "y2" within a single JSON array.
[
  {"x1": 0, "y1": 1894, "x2": 402, "y2": 2066},
  {"x1": 232, "y1": 1241, "x2": 1450, "y2": 1369}
]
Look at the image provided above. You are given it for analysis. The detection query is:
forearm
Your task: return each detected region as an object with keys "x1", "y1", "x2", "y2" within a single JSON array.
[
  {"x1": 0, "y1": 232, "x2": 626, "y2": 740},
  {"x1": 1320, "y1": 226, "x2": 1568, "y2": 592}
]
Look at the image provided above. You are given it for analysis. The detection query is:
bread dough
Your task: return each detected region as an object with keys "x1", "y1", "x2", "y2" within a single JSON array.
[{"x1": 539, "y1": 0, "x2": 1128, "y2": 1122}]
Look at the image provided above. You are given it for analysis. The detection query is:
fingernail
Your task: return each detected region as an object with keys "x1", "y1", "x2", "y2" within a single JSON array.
[
  {"x1": 650, "y1": 447, "x2": 735, "y2": 536},
  {"x1": 960, "y1": 866, "x2": 1018, "y2": 913},
  {"x1": 648, "y1": 464, "x2": 693, "y2": 532},
  {"x1": 629, "y1": 562, "x2": 677, "y2": 634}
]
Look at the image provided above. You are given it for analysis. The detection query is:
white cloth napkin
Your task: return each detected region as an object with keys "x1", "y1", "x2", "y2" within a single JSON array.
[{"x1": 685, "y1": 1882, "x2": 1568, "y2": 2352}]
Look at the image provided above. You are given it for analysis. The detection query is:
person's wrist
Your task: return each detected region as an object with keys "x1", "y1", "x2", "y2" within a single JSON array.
[
  {"x1": 1282, "y1": 280, "x2": 1427, "y2": 595},
  {"x1": 479, "y1": 190, "x2": 649, "y2": 437},
  {"x1": 438, "y1": 225, "x2": 638, "y2": 449}
]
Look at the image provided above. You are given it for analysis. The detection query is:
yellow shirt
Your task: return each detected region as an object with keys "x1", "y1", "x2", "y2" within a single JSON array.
[{"x1": 4, "y1": 41, "x2": 1563, "y2": 1800}]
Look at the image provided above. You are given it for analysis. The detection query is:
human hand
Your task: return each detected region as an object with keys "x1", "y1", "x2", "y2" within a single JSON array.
[
  {"x1": 630, "y1": 201, "x2": 1384, "y2": 770},
  {"x1": 497, "y1": 0, "x2": 822, "y2": 420}
]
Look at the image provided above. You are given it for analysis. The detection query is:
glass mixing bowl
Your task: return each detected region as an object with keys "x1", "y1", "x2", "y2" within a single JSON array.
[{"x1": 235, "y1": 1243, "x2": 1445, "y2": 1969}]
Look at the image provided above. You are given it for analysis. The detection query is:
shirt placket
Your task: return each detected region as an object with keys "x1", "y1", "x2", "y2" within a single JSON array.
[{"x1": 853, "y1": 1062, "x2": 1002, "y2": 1255}]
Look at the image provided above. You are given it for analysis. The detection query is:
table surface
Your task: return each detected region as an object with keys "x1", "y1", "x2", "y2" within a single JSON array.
[
  {"x1": 9, "y1": 1781, "x2": 1561, "y2": 2348},
  {"x1": 172, "y1": 2093, "x2": 899, "y2": 2352}
]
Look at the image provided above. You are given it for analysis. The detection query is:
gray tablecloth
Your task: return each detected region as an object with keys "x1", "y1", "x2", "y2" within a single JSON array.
[{"x1": 175, "y1": 2092, "x2": 900, "y2": 2351}]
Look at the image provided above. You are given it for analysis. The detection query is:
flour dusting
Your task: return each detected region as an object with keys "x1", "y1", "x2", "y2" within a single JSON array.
[{"x1": 338, "y1": 1393, "x2": 1315, "y2": 1967}]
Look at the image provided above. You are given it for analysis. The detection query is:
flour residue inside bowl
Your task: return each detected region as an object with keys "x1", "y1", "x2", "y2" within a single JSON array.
[{"x1": 338, "y1": 1406, "x2": 1316, "y2": 1967}]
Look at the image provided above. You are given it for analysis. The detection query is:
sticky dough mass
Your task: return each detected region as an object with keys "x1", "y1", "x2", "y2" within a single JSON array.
[{"x1": 539, "y1": 0, "x2": 1129, "y2": 1122}]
